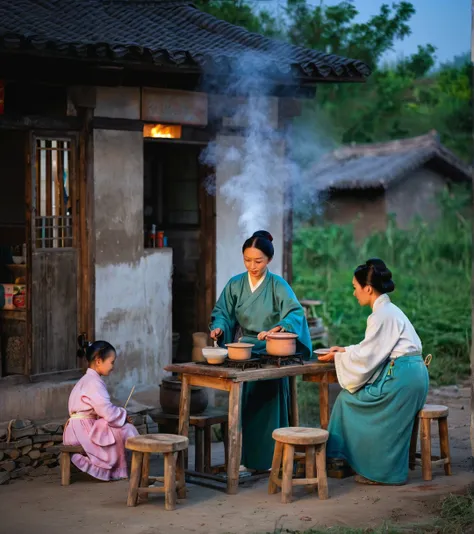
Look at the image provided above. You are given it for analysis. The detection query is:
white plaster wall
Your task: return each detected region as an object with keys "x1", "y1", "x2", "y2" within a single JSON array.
[
  {"x1": 95, "y1": 251, "x2": 172, "y2": 399},
  {"x1": 93, "y1": 129, "x2": 172, "y2": 398},
  {"x1": 215, "y1": 134, "x2": 284, "y2": 297}
]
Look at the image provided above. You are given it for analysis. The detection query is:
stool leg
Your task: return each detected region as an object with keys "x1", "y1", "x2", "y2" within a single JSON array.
[
  {"x1": 281, "y1": 444, "x2": 295, "y2": 504},
  {"x1": 221, "y1": 422, "x2": 229, "y2": 469},
  {"x1": 420, "y1": 418, "x2": 432, "y2": 481},
  {"x1": 204, "y1": 426, "x2": 212, "y2": 473},
  {"x1": 195, "y1": 427, "x2": 204, "y2": 473},
  {"x1": 164, "y1": 452, "x2": 177, "y2": 511},
  {"x1": 176, "y1": 451, "x2": 187, "y2": 500},
  {"x1": 305, "y1": 445, "x2": 316, "y2": 493},
  {"x1": 409, "y1": 417, "x2": 419, "y2": 470},
  {"x1": 438, "y1": 417, "x2": 452, "y2": 476},
  {"x1": 268, "y1": 440, "x2": 283, "y2": 495},
  {"x1": 127, "y1": 451, "x2": 143, "y2": 507},
  {"x1": 140, "y1": 453, "x2": 150, "y2": 502},
  {"x1": 60, "y1": 452, "x2": 71, "y2": 486},
  {"x1": 315, "y1": 443, "x2": 329, "y2": 500}
]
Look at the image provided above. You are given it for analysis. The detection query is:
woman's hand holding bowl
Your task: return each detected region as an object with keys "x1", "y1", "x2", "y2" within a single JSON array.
[{"x1": 317, "y1": 346, "x2": 345, "y2": 362}]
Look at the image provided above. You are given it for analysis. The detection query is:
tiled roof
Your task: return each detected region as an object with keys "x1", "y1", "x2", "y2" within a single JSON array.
[
  {"x1": 0, "y1": 0, "x2": 370, "y2": 81},
  {"x1": 306, "y1": 131, "x2": 472, "y2": 190}
]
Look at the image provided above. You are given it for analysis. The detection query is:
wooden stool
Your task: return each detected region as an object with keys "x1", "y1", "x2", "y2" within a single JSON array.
[
  {"x1": 268, "y1": 427, "x2": 329, "y2": 503},
  {"x1": 59, "y1": 445, "x2": 85, "y2": 486},
  {"x1": 126, "y1": 434, "x2": 188, "y2": 511},
  {"x1": 150, "y1": 409, "x2": 229, "y2": 473},
  {"x1": 409, "y1": 404, "x2": 452, "y2": 481}
]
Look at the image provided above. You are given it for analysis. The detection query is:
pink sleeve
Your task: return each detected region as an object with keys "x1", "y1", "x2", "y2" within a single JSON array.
[{"x1": 83, "y1": 381, "x2": 127, "y2": 428}]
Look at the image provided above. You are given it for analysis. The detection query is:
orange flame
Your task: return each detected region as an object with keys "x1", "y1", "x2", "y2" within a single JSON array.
[{"x1": 143, "y1": 124, "x2": 182, "y2": 139}]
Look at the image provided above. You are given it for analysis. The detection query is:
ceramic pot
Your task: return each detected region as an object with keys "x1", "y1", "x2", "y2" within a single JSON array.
[
  {"x1": 225, "y1": 342, "x2": 254, "y2": 360},
  {"x1": 266, "y1": 332, "x2": 298, "y2": 356},
  {"x1": 192, "y1": 332, "x2": 208, "y2": 362},
  {"x1": 159, "y1": 376, "x2": 208, "y2": 415}
]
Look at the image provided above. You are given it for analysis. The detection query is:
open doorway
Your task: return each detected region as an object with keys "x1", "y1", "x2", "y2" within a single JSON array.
[
  {"x1": 0, "y1": 130, "x2": 84, "y2": 378},
  {"x1": 0, "y1": 130, "x2": 28, "y2": 376},
  {"x1": 144, "y1": 140, "x2": 215, "y2": 362}
]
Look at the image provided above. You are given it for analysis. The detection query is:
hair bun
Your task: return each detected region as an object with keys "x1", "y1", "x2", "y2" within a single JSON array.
[
  {"x1": 356, "y1": 258, "x2": 395, "y2": 294},
  {"x1": 252, "y1": 230, "x2": 273, "y2": 242}
]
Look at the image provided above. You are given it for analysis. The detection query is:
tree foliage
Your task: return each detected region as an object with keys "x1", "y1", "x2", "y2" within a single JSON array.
[{"x1": 195, "y1": 0, "x2": 472, "y2": 162}]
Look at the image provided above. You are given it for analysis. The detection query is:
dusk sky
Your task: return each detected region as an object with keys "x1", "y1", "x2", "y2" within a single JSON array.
[{"x1": 258, "y1": 0, "x2": 471, "y2": 64}]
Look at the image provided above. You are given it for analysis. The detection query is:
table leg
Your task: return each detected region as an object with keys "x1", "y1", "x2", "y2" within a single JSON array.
[
  {"x1": 319, "y1": 373, "x2": 330, "y2": 430},
  {"x1": 195, "y1": 427, "x2": 204, "y2": 473},
  {"x1": 289, "y1": 375, "x2": 299, "y2": 426},
  {"x1": 227, "y1": 382, "x2": 243, "y2": 495},
  {"x1": 204, "y1": 426, "x2": 212, "y2": 473},
  {"x1": 221, "y1": 422, "x2": 229, "y2": 469},
  {"x1": 177, "y1": 374, "x2": 191, "y2": 498}
]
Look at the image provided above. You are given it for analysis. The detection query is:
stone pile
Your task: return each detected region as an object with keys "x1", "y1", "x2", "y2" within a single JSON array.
[
  {"x1": 0, "y1": 419, "x2": 65, "y2": 485},
  {"x1": 0, "y1": 413, "x2": 158, "y2": 485}
]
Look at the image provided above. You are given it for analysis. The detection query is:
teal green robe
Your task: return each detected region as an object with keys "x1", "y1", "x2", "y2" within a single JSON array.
[{"x1": 210, "y1": 271, "x2": 312, "y2": 470}]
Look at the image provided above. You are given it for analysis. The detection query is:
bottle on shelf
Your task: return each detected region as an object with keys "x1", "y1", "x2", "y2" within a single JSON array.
[{"x1": 149, "y1": 224, "x2": 156, "y2": 248}]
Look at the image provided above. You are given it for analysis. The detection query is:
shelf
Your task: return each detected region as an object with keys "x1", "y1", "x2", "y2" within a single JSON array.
[{"x1": 0, "y1": 309, "x2": 27, "y2": 321}]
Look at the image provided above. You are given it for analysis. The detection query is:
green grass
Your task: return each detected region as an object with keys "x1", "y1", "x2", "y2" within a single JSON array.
[{"x1": 292, "y1": 186, "x2": 472, "y2": 387}]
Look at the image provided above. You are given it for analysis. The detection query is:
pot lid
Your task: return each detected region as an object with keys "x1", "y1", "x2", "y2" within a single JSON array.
[
  {"x1": 225, "y1": 342, "x2": 255, "y2": 348},
  {"x1": 266, "y1": 332, "x2": 298, "y2": 340}
]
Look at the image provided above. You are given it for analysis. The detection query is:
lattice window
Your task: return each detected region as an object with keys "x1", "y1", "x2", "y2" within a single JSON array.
[{"x1": 34, "y1": 139, "x2": 74, "y2": 249}]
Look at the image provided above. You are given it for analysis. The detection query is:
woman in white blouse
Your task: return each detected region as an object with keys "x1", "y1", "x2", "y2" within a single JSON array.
[{"x1": 318, "y1": 258, "x2": 429, "y2": 485}]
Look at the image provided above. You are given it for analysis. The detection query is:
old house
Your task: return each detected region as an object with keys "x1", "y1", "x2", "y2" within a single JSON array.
[
  {"x1": 307, "y1": 132, "x2": 471, "y2": 241},
  {"x1": 0, "y1": 0, "x2": 369, "y2": 421}
]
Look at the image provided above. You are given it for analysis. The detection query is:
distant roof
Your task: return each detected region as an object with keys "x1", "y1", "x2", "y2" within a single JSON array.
[
  {"x1": 0, "y1": 0, "x2": 370, "y2": 82},
  {"x1": 307, "y1": 131, "x2": 472, "y2": 190}
]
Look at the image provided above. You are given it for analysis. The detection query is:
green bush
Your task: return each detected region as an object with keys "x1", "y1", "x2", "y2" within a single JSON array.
[{"x1": 293, "y1": 186, "x2": 472, "y2": 386}]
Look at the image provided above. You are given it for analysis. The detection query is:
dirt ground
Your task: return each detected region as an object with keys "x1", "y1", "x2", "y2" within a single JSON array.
[{"x1": 0, "y1": 383, "x2": 473, "y2": 534}]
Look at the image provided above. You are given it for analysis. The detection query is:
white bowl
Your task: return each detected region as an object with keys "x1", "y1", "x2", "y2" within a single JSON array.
[
  {"x1": 202, "y1": 347, "x2": 228, "y2": 365},
  {"x1": 12, "y1": 256, "x2": 24, "y2": 265}
]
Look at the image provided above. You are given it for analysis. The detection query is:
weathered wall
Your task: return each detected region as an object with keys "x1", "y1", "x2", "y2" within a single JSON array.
[
  {"x1": 386, "y1": 167, "x2": 447, "y2": 228},
  {"x1": 325, "y1": 189, "x2": 387, "y2": 242},
  {"x1": 93, "y1": 129, "x2": 172, "y2": 398},
  {"x1": 215, "y1": 134, "x2": 284, "y2": 297}
]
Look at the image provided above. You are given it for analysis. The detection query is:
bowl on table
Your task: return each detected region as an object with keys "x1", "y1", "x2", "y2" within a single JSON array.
[
  {"x1": 202, "y1": 347, "x2": 228, "y2": 365},
  {"x1": 225, "y1": 342, "x2": 254, "y2": 361},
  {"x1": 12, "y1": 256, "x2": 24, "y2": 265}
]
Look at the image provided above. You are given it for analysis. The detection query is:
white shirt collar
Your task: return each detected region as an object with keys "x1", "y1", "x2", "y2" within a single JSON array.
[
  {"x1": 373, "y1": 293, "x2": 390, "y2": 311},
  {"x1": 248, "y1": 270, "x2": 267, "y2": 293}
]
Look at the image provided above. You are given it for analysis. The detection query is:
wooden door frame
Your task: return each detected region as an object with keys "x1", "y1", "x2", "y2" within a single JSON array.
[
  {"x1": 197, "y1": 161, "x2": 216, "y2": 333},
  {"x1": 25, "y1": 115, "x2": 94, "y2": 380}
]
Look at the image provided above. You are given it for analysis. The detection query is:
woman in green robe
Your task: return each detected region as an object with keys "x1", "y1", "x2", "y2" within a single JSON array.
[{"x1": 210, "y1": 230, "x2": 312, "y2": 471}]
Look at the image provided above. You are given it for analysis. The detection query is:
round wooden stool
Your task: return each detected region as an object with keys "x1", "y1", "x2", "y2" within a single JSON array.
[
  {"x1": 268, "y1": 427, "x2": 329, "y2": 503},
  {"x1": 126, "y1": 434, "x2": 189, "y2": 511},
  {"x1": 409, "y1": 404, "x2": 452, "y2": 481}
]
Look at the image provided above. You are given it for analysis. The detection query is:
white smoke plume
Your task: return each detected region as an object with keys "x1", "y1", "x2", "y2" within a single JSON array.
[{"x1": 200, "y1": 51, "x2": 334, "y2": 239}]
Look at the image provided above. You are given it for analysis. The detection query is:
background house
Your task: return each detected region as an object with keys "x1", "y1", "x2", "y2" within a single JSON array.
[
  {"x1": 306, "y1": 132, "x2": 471, "y2": 241},
  {"x1": 0, "y1": 0, "x2": 369, "y2": 421}
]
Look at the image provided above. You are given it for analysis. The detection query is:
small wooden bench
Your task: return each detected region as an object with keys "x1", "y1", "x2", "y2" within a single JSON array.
[
  {"x1": 409, "y1": 404, "x2": 452, "y2": 481},
  {"x1": 60, "y1": 445, "x2": 85, "y2": 486},
  {"x1": 150, "y1": 409, "x2": 228, "y2": 474},
  {"x1": 126, "y1": 434, "x2": 189, "y2": 511},
  {"x1": 269, "y1": 427, "x2": 329, "y2": 503}
]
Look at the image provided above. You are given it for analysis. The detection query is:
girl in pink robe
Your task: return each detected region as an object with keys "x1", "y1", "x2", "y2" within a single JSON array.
[{"x1": 63, "y1": 339, "x2": 138, "y2": 481}]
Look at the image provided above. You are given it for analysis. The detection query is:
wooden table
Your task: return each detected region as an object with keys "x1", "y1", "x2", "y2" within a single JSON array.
[{"x1": 165, "y1": 360, "x2": 337, "y2": 495}]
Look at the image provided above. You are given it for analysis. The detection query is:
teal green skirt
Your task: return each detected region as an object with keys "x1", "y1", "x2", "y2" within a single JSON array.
[
  {"x1": 327, "y1": 355, "x2": 429, "y2": 484},
  {"x1": 239, "y1": 335, "x2": 290, "y2": 471}
]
